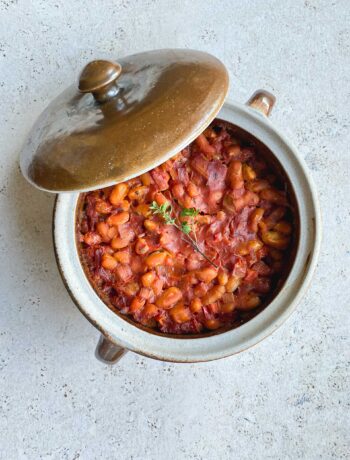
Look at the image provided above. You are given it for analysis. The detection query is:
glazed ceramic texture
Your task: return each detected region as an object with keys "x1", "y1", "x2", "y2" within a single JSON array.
[{"x1": 20, "y1": 50, "x2": 228, "y2": 192}]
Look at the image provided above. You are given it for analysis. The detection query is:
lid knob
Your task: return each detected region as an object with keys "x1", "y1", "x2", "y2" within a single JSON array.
[{"x1": 78, "y1": 59, "x2": 122, "y2": 102}]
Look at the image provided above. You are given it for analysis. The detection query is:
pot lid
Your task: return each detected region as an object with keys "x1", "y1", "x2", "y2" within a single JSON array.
[{"x1": 20, "y1": 49, "x2": 229, "y2": 192}]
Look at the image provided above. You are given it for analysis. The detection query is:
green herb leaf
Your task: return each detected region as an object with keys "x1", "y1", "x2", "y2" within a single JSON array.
[
  {"x1": 181, "y1": 222, "x2": 191, "y2": 234},
  {"x1": 149, "y1": 199, "x2": 217, "y2": 268},
  {"x1": 149, "y1": 201, "x2": 171, "y2": 215},
  {"x1": 164, "y1": 216, "x2": 175, "y2": 225},
  {"x1": 149, "y1": 201, "x2": 160, "y2": 212},
  {"x1": 180, "y1": 207, "x2": 199, "y2": 217}
]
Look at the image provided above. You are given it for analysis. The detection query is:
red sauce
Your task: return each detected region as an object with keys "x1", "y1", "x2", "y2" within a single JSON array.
[{"x1": 77, "y1": 120, "x2": 294, "y2": 334}]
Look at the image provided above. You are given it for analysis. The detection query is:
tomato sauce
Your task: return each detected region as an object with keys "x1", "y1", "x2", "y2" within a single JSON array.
[{"x1": 77, "y1": 120, "x2": 294, "y2": 334}]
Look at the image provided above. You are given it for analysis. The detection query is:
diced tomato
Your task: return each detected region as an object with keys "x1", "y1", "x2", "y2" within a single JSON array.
[
  {"x1": 130, "y1": 256, "x2": 144, "y2": 274},
  {"x1": 115, "y1": 264, "x2": 133, "y2": 282},
  {"x1": 207, "y1": 160, "x2": 227, "y2": 191},
  {"x1": 117, "y1": 223, "x2": 135, "y2": 242},
  {"x1": 159, "y1": 225, "x2": 182, "y2": 253},
  {"x1": 176, "y1": 166, "x2": 189, "y2": 186},
  {"x1": 195, "y1": 134, "x2": 216, "y2": 156},
  {"x1": 191, "y1": 154, "x2": 209, "y2": 178},
  {"x1": 150, "y1": 168, "x2": 170, "y2": 191},
  {"x1": 251, "y1": 277, "x2": 271, "y2": 294},
  {"x1": 251, "y1": 261, "x2": 272, "y2": 276},
  {"x1": 232, "y1": 258, "x2": 247, "y2": 278},
  {"x1": 244, "y1": 269, "x2": 258, "y2": 282}
]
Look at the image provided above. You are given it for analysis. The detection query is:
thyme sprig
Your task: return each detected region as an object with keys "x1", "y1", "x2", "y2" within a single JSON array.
[{"x1": 149, "y1": 201, "x2": 218, "y2": 268}]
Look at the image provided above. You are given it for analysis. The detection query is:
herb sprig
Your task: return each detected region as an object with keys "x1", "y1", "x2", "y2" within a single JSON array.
[{"x1": 149, "y1": 201, "x2": 217, "y2": 268}]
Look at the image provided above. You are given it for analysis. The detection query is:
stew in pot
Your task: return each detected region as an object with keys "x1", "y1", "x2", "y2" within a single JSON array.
[{"x1": 77, "y1": 120, "x2": 295, "y2": 334}]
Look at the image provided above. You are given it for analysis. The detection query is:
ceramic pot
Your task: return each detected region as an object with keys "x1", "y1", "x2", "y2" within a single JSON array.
[{"x1": 53, "y1": 91, "x2": 321, "y2": 364}]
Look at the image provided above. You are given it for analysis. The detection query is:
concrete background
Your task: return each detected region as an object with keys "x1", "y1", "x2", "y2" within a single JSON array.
[{"x1": 0, "y1": 0, "x2": 349, "y2": 459}]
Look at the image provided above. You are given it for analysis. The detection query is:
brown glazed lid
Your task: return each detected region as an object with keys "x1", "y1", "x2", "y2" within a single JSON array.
[{"x1": 20, "y1": 49, "x2": 229, "y2": 192}]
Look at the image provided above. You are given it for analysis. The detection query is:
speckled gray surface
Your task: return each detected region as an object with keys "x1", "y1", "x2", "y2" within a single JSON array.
[{"x1": 0, "y1": 0, "x2": 349, "y2": 459}]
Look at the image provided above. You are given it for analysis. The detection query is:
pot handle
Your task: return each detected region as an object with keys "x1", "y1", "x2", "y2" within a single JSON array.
[
  {"x1": 246, "y1": 90, "x2": 276, "y2": 117},
  {"x1": 95, "y1": 334, "x2": 128, "y2": 364}
]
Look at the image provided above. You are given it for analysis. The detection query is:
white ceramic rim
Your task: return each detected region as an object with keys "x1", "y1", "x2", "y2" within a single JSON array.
[{"x1": 53, "y1": 99, "x2": 321, "y2": 362}]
